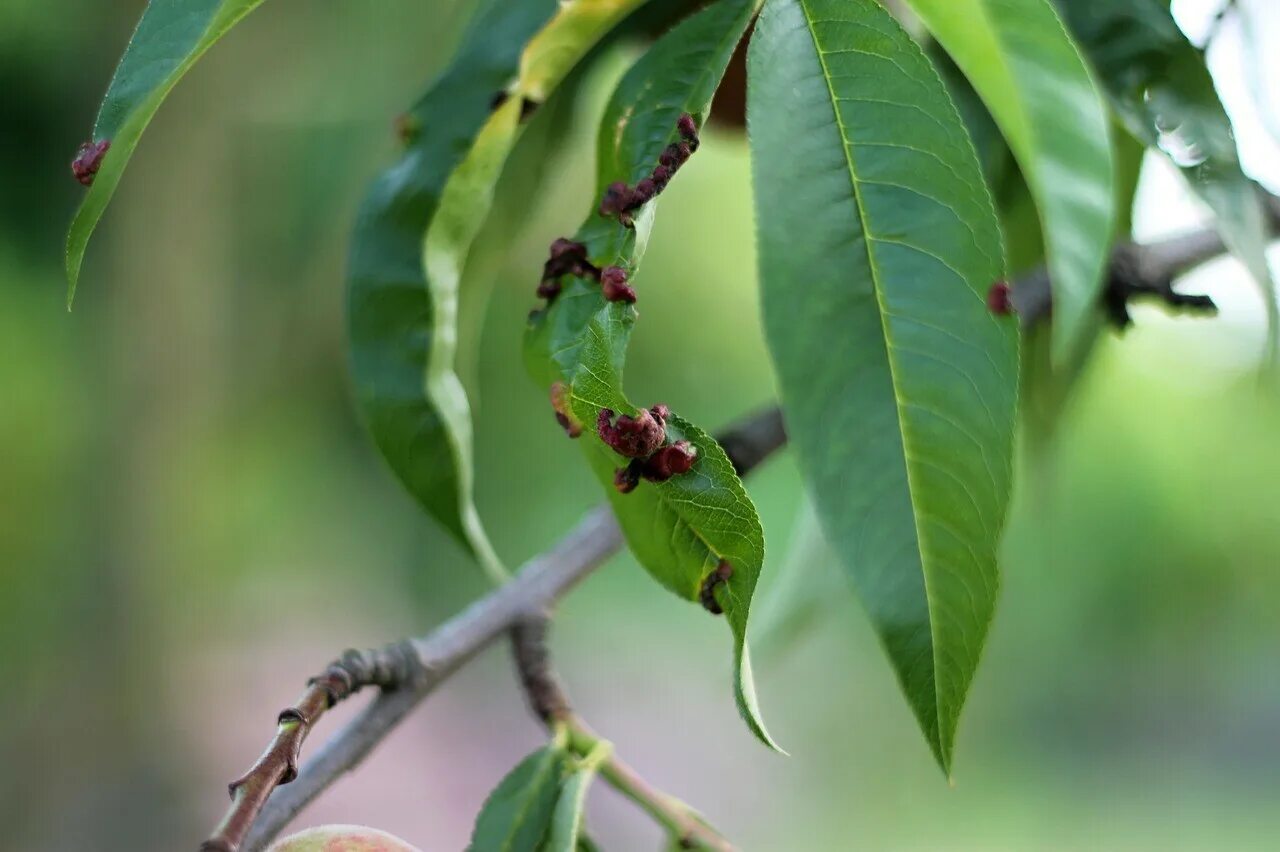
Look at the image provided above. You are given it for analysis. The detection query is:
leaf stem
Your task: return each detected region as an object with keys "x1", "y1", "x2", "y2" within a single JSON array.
[{"x1": 513, "y1": 616, "x2": 735, "y2": 851}]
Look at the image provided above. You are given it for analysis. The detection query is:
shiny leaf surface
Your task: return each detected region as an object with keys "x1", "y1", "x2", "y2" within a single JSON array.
[{"x1": 749, "y1": 0, "x2": 1019, "y2": 771}]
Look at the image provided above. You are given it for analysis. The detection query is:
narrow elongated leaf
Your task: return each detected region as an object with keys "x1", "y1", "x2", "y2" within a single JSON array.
[
  {"x1": 471, "y1": 744, "x2": 570, "y2": 852},
  {"x1": 909, "y1": 0, "x2": 1115, "y2": 366},
  {"x1": 66, "y1": 0, "x2": 268, "y2": 304},
  {"x1": 1054, "y1": 0, "x2": 1279, "y2": 361},
  {"x1": 540, "y1": 743, "x2": 609, "y2": 852},
  {"x1": 523, "y1": 0, "x2": 779, "y2": 749},
  {"x1": 349, "y1": 0, "x2": 641, "y2": 579},
  {"x1": 749, "y1": 0, "x2": 1018, "y2": 772}
]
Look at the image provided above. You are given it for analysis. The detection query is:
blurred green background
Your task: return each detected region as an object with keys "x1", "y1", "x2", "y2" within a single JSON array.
[{"x1": 3, "y1": 1, "x2": 1279, "y2": 849}]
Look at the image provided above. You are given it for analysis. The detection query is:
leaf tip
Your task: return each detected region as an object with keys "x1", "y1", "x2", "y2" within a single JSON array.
[{"x1": 734, "y1": 640, "x2": 787, "y2": 755}]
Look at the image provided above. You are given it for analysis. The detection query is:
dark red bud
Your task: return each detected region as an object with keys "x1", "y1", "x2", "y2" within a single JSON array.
[
  {"x1": 676, "y1": 141, "x2": 693, "y2": 161},
  {"x1": 641, "y1": 441, "x2": 697, "y2": 481},
  {"x1": 614, "y1": 462, "x2": 641, "y2": 494},
  {"x1": 659, "y1": 143, "x2": 683, "y2": 168},
  {"x1": 600, "y1": 266, "x2": 637, "y2": 303},
  {"x1": 536, "y1": 279, "x2": 563, "y2": 300},
  {"x1": 549, "y1": 382, "x2": 581, "y2": 438},
  {"x1": 71, "y1": 139, "x2": 110, "y2": 186},
  {"x1": 649, "y1": 403, "x2": 669, "y2": 424},
  {"x1": 987, "y1": 280, "x2": 1012, "y2": 316},
  {"x1": 597, "y1": 407, "x2": 666, "y2": 458}
]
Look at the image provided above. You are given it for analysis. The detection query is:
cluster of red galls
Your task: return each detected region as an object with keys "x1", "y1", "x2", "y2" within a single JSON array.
[
  {"x1": 532, "y1": 113, "x2": 702, "y2": 310},
  {"x1": 535, "y1": 239, "x2": 636, "y2": 304},
  {"x1": 540, "y1": 115, "x2": 723, "y2": 609},
  {"x1": 597, "y1": 112, "x2": 700, "y2": 227},
  {"x1": 548, "y1": 385, "x2": 698, "y2": 493},
  {"x1": 598, "y1": 404, "x2": 698, "y2": 494}
]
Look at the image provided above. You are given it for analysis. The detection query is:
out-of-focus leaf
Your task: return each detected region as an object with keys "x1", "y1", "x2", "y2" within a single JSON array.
[
  {"x1": 471, "y1": 743, "x2": 570, "y2": 852},
  {"x1": 908, "y1": 0, "x2": 1115, "y2": 366},
  {"x1": 1055, "y1": 0, "x2": 1279, "y2": 360},
  {"x1": 348, "y1": 0, "x2": 641, "y2": 580},
  {"x1": 1020, "y1": 131, "x2": 1146, "y2": 452},
  {"x1": 66, "y1": 0, "x2": 268, "y2": 304},
  {"x1": 523, "y1": 0, "x2": 778, "y2": 749},
  {"x1": 749, "y1": 0, "x2": 1018, "y2": 772},
  {"x1": 753, "y1": 496, "x2": 845, "y2": 660}
]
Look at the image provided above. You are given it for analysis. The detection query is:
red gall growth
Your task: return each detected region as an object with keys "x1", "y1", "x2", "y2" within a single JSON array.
[
  {"x1": 612, "y1": 437, "x2": 697, "y2": 494},
  {"x1": 600, "y1": 266, "x2": 637, "y2": 303},
  {"x1": 677, "y1": 113, "x2": 699, "y2": 147},
  {"x1": 596, "y1": 406, "x2": 667, "y2": 458},
  {"x1": 643, "y1": 440, "x2": 696, "y2": 480},
  {"x1": 699, "y1": 559, "x2": 734, "y2": 615},
  {"x1": 393, "y1": 113, "x2": 420, "y2": 145},
  {"x1": 599, "y1": 181, "x2": 633, "y2": 220},
  {"x1": 614, "y1": 463, "x2": 641, "y2": 494},
  {"x1": 597, "y1": 115, "x2": 701, "y2": 227},
  {"x1": 549, "y1": 382, "x2": 581, "y2": 438},
  {"x1": 538, "y1": 238, "x2": 597, "y2": 302},
  {"x1": 987, "y1": 280, "x2": 1013, "y2": 316},
  {"x1": 71, "y1": 139, "x2": 110, "y2": 186}
]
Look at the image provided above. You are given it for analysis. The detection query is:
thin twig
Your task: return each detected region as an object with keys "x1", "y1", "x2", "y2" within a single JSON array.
[
  {"x1": 202, "y1": 407, "x2": 787, "y2": 852},
  {"x1": 202, "y1": 645, "x2": 420, "y2": 852},
  {"x1": 510, "y1": 617, "x2": 735, "y2": 851},
  {"x1": 214, "y1": 203, "x2": 1276, "y2": 848}
]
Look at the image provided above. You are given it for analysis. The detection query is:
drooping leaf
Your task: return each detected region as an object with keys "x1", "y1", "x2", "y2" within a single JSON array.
[
  {"x1": 65, "y1": 0, "x2": 269, "y2": 304},
  {"x1": 348, "y1": 0, "x2": 642, "y2": 579},
  {"x1": 522, "y1": 0, "x2": 779, "y2": 749},
  {"x1": 471, "y1": 743, "x2": 570, "y2": 852},
  {"x1": 1054, "y1": 0, "x2": 1279, "y2": 361},
  {"x1": 749, "y1": 0, "x2": 1019, "y2": 772},
  {"x1": 908, "y1": 0, "x2": 1115, "y2": 366}
]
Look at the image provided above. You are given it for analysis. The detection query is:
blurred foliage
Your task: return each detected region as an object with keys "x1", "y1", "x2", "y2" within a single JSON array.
[{"x1": 1, "y1": 0, "x2": 1279, "y2": 850}]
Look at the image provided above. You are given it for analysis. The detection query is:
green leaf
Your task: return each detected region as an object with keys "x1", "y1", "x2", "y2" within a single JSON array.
[
  {"x1": 348, "y1": 0, "x2": 641, "y2": 578},
  {"x1": 1054, "y1": 0, "x2": 1280, "y2": 363},
  {"x1": 908, "y1": 0, "x2": 1116, "y2": 366},
  {"x1": 471, "y1": 742, "x2": 570, "y2": 852},
  {"x1": 748, "y1": 0, "x2": 1019, "y2": 772},
  {"x1": 541, "y1": 742, "x2": 609, "y2": 852},
  {"x1": 65, "y1": 0, "x2": 269, "y2": 305},
  {"x1": 522, "y1": 0, "x2": 779, "y2": 750}
]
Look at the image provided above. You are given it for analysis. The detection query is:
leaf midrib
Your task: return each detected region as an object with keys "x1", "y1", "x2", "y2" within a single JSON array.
[{"x1": 797, "y1": 0, "x2": 946, "y2": 764}]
